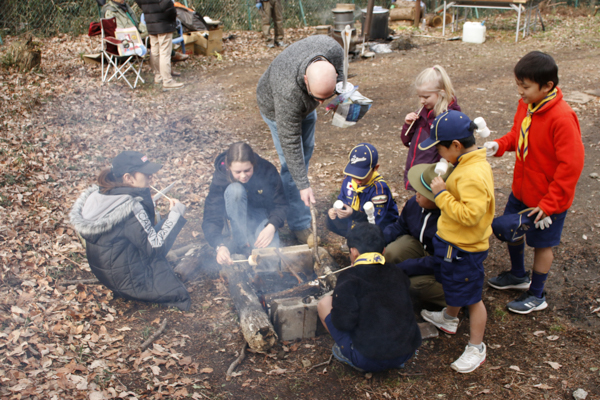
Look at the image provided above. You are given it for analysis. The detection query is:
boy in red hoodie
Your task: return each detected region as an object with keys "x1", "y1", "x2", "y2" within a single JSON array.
[{"x1": 484, "y1": 51, "x2": 585, "y2": 314}]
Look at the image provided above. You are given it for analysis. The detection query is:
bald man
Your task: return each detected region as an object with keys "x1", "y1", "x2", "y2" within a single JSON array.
[{"x1": 257, "y1": 35, "x2": 344, "y2": 243}]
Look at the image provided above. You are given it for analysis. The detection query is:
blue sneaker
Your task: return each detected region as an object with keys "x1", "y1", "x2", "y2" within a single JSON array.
[
  {"x1": 507, "y1": 291, "x2": 548, "y2": 314},
  {"x1": 488, "y1": 271, "x2": 531, "y2": 290},
  {"x1": 332, "y1": 344, "x2": 364, "y2": 372}
]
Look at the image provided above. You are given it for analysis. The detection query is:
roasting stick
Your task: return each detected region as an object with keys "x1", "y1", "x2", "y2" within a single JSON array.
[
  {"x1": 318, "y1": 264, "x2": 353, "y2": 280},
  {"x1": 150, "y1": 185, "x2": 172, "y2": 201},
  {"x1": 404, "y1": 105, "x2": 424, "y2": 136},
  {"x1": 231, "y1": 255, "x2": 260, "y2": 266}
]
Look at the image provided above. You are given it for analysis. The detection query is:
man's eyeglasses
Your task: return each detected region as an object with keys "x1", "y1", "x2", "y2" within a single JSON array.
[{"x1": 306, "y1": 80, "x2": 336, "y2": 102}]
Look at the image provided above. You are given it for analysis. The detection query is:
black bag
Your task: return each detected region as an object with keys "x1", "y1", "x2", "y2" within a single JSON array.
[{"x1": 175, "y1": 7, "x2": 208, "y2": 32}]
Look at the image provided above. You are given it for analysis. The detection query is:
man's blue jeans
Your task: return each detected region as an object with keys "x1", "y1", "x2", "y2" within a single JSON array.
[
  {"x1": 261, "y1": 110, "x2": 316, "y2": 231},
  {"x1": 224, "y1": 182, "x2": 280, "y2": 251}
]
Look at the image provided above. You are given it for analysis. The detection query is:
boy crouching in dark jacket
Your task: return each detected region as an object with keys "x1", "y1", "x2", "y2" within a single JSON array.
[{"x1": 317, "y1": 223, "x2": 422, "y2": 372}]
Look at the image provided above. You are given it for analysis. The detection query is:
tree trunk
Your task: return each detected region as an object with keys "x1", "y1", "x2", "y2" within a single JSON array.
[{"x1": 220, "y1": 263, "x2": 278, "y2": 352}]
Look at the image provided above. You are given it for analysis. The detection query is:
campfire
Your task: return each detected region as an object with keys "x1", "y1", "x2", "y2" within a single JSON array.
[{"x1": 221, "y1": 244, "x2": 340, "y2": 352}]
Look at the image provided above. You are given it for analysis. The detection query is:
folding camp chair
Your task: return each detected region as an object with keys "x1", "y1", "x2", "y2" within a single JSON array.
[{"x1": 100, "y1": 17, "x2": 147, "y2": 89}]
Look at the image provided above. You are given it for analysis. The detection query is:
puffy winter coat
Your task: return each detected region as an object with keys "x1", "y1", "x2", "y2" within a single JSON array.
[
  {"x1": 202, "y1": 152, "x2": 288, "y2": 250},
  {"x1": 70, "y1": 186, "x2": 190, "y2": 311},
  {"x1": 401, "y1": 99, "x2": 461, "y2": 191},
  {"x1": 135, "y1": 0, "x2": 177, "y2": 35}
]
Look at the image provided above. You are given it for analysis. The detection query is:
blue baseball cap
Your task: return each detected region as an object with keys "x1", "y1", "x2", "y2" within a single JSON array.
[
  {"x1": 419, "y1": 110, "x2": 475, "y2": 151},
  {"x1": 491, "y1": 208, "x2": 536, "y2": 243},
  {"x1": 344, "y1": 143, "x2": 378, "y2": 179}
]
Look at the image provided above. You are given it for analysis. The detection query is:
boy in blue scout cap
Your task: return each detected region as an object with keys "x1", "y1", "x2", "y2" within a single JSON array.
[
  {"x1": 327, "y1": 143, "x2": 399, "y2": 244},
  {"x1": 317, "y1": 222, "x2": 422, "y2": 372},
  {"x1": 417, "y1": 110, "x2": 495, "y2": 374}
]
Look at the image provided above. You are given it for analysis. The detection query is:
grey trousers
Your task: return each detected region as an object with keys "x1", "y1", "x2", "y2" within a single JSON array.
[{"x1": 260, "y1": 0, "x2": 284, "y2": 42}]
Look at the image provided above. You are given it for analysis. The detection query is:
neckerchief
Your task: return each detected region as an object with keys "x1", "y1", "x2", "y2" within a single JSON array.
[
  {"x1": 353, "y1": 252, "x2": 385, "y2": 266},
  {"x1": 350, "y1": 172, "x2": 382, "y2": 211},
  {"x1": 517, "y1": 88, "x2": 557, "y2": 161}
]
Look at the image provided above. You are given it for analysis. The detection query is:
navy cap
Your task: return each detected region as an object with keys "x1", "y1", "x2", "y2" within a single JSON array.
[
  {"x1": 491, "y1": 208, "x2": 536, "y2": 243},
  {"x1": 112, "y1": 151, "x2": 162, "y2": 177},
  {"x1": 419, "y1": 110, "x2": 475, "y2": 151},
  {"x1": 344, "y1": 143, "x2": 378, "y2": 179}
]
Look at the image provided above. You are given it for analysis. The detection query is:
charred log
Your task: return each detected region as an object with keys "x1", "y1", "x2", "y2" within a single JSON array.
[{"x1": 220, "y1": 263, "x2": 278, "y2": 352}]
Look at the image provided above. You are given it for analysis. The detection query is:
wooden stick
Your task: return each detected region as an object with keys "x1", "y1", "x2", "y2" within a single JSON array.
[
  {"x1": 307, "y1": 354, "x2": 333, "y2": 372},
  {"x1": 139, "y1": 318, "x2": 167, "y2": 351},
  {"x1": 318, "y1": 264, "x2": 352, "y2": 279},
  {"x1": 310, "y1": 204, "x2": 321, "y2": 265},
  {"x1": 275, "y1": 248, "x2": 303, "y2": 284},
  {"x1": 150, "y1": 185, "x2": 172, "y2": 201},
  {"x1": 404, "y1": 105, "x2": 424, "y2": 136},
  {"x1": 61, "y1": 278, "x2": 101, "y2": 285},
  {"x1": 226, "y1": 341, "x2": 248, "y2": 380}
]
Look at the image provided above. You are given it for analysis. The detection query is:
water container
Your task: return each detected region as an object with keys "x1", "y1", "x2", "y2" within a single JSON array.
[
  {"x1": 360, "y1": 7, "x2": 390, "y2": 40},
  {"x1": 462, "y1": 22, "x2": 486, "y2": 44}
]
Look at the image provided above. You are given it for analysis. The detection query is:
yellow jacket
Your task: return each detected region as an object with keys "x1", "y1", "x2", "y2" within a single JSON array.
[{"x1": 434, "y1": 148, "x2": 495, "y2": 252}]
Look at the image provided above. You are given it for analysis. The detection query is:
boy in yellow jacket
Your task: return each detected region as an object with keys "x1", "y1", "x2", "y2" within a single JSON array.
[{"x1": 417, "y1": 110, "x2": 495, "y2": 373}]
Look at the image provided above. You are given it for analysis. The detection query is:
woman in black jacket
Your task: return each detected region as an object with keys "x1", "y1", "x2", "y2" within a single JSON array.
[
  {"x1": 202, "y1": 142, "x2": 288, "y2": 265},
  {"x1": 70, "y1": 151, "x2": 190, "y2": 311}
]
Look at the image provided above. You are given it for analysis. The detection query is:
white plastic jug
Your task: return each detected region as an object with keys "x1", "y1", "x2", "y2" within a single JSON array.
[{"x1": 462, "y1": 22, "x2": 486, "y2": 44}]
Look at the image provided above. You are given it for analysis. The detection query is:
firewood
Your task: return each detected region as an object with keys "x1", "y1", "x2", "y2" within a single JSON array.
[
  {"x1": 313, "y1": 247, "x2": 340, "y2": 289},
  {"x1": 220, "y1": 263, "x2": 278, "y2": 352},
  {"x1": 226, "y1": 341, "x2": 247, "y2": 380},
  {"x1": 262, "y1": 282, "x2": 321, "y2": 305}
]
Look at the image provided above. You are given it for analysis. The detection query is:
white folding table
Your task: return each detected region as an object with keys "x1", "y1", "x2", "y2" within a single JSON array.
[{"x1": 442, "y1": 0, "x2": 528, "y2": 43}]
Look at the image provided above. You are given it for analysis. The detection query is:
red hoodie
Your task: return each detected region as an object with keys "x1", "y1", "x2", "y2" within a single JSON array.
[{"x1": 494, "y1": 87, "x2": 584, "y2": 216}]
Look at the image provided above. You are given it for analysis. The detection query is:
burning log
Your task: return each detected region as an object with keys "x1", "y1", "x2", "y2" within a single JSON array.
[
  {"x1": 262, "y1": 281, "x2": 321, "y2": 305},
  {"x1": 173, "y1": 243, "x2": 220, "y2": 282},
  {"x1": 220, "y1": 262, "x2": 278, "y2": 352},
  {"x1": 313, "y1": 247, "x2": 340, "y2": 288}
]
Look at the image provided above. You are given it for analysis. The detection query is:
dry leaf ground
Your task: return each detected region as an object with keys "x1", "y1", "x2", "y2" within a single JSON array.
[{"x1": 1, "y1": 8, "x2": 600, "y2": 400}]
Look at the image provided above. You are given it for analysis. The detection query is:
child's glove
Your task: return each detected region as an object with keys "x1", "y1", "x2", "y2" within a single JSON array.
[
  {"x1": 483, "y1": 141, "x2": 499, "y2": 157},
  {"x1": 535, "y1": 216, "x2": 552, "y2": 230}
]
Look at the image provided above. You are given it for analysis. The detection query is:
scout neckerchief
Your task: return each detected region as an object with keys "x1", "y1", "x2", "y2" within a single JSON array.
[
  {"x1": 353, "y1": 252, "x2": 385, "y2": 266},
  {"x1": 517, "y1": 88, "x2": 557, "y2": 161},
  {"x1": 350, "y1": 172, "x2": 382, "y2": 211}
]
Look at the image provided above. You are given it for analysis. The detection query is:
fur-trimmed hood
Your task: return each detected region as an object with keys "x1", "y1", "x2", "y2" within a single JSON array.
[{"x1": 70, "y1": 185, "x2": 142, "y2": 237}]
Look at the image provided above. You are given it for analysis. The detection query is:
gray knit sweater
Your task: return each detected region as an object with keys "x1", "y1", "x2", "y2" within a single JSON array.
[{"x1": 256, "y1": 35, "x2": 344, "y2": 190}]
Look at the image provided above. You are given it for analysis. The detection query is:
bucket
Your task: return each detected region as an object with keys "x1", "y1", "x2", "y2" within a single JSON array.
[
  {"x1": 360, "y1": 8, "x2": 389, "y2": 40},
  {"x1": 462, "y1": 22, "x2": 486, "y2": 44},
  {"x1": 332, "y1": 9, "x2": 355, "y2": 30},
  {"x1": 315, "y1": 25, "x2": 332, "y2": 35}
]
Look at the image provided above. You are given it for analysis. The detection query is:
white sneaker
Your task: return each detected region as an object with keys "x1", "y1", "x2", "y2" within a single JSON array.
[
  {"x1": 451, "y1": 343, "x2": 486, "y2": 373},
  {"x1": 421, "y1": 308, "x2": 459, "y2": 334}
]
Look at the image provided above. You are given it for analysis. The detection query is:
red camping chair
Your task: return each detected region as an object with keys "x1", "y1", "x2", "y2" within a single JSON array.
[{"x1": 98, "y1": 18, "x2": 147, "y2": 89}]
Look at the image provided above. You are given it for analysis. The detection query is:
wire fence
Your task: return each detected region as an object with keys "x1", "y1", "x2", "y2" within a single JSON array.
[{"x1": 0, "y1": 0, "x2": 596, "y2": 37}]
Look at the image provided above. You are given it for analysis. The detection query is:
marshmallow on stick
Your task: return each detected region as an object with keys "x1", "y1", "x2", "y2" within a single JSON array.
[
  {"x1": 434, "y1": 158, "x2": 449, "y2": 176},
  {"x1": 363, "y1": 201, "x2": 376, "y2": 224},
  {"x1": 473, "y1": 117, "x2": 490, "y2": 138},
  {"x1": 333, "y1": 200, "x2": 344, "y2": 210}
]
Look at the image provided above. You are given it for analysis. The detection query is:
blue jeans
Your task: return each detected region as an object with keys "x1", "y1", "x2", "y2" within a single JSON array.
[
  {"x1": 261, "y1": 110, "x2": 316, "y2": 231},
  {"x1": 224, "y1": 182, "x2": 280, "y2": 251}
]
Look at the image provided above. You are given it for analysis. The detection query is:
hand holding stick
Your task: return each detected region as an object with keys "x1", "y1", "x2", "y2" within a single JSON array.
[{"x1": 404, "y1": 105, "x2": 424, "y2": 136}]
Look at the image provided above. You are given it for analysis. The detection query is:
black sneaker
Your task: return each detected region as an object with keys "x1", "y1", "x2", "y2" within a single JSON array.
[{"x1": 488, "y1": 271, "x2": 531, "y2": 290}]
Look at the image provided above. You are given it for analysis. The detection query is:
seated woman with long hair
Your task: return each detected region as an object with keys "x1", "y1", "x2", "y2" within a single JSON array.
[
  {"x1": 202, "y1": 142, "x2": 288, "y2": 265},
  {"x1": 70, "y1": 151, "x2": 190, "y2": 311}
]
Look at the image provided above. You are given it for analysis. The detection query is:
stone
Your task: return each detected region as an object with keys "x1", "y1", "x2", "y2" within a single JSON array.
[
  {"x1": 573, "y1": 388, "x2": 588, "y2": 400},
  {"x1": 271, "y1": 296, "x2": 319, "y2": 341},
  {"x1": 589, "y1": 172, "x2": 599, "y2": 179},
  {"x1": 418, "y1": 322, "x2": 439, "y2": 339}
]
